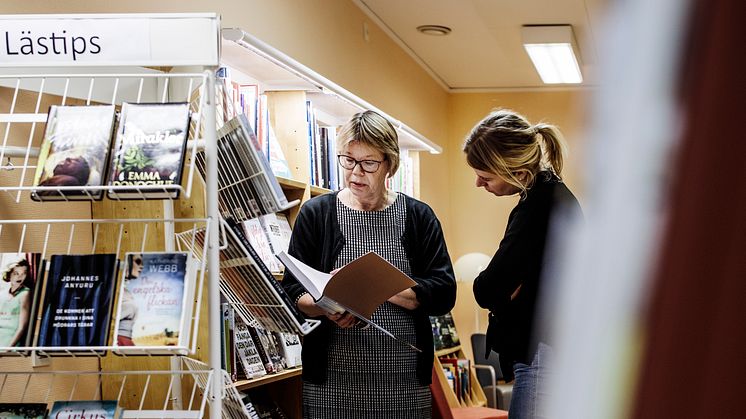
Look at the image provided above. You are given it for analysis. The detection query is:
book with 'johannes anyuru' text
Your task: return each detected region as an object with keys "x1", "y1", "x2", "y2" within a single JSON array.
[{"x1": 36, "y1": 254, "x2": 118, "y2": 349}]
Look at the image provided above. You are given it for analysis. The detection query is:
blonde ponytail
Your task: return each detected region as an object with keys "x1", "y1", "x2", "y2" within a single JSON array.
[
  {"x1": 534, "y1": 123, "x2": 567, "y2": 178},
  {"x1": 464, "y1": 109, "x2": 569, "y2": 196}
]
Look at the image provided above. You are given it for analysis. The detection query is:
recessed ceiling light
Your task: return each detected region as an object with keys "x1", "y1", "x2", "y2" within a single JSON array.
[{"x1": 416, "y1": 25, "x2": 452, "y2": 36}]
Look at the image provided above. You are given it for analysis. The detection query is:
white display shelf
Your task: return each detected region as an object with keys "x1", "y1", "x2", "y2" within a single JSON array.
[
  {"x1": 0, "y1": 217, "x2": 211, "y2": 357},
  {"x1": 0, "y1": 72, "x2": 209, "y2": 203},
  {"x1": 0, "y1": 358, "x2": 214, "y2": 418}
]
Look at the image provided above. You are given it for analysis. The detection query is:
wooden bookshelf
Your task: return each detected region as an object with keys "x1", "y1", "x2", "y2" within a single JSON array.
[
  {"x1": 233, "y1": 367, "x2": 303, "y2": 390},
  {"x1": 309, "y1": 184, "x2": 332, "y2": 197},
  {"x1": 434, "y1": 345, "x2": 488, "y2": 408}
]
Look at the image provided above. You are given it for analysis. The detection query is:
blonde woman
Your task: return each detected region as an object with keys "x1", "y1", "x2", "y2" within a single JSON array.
[
  {"x1": 464, "y1": 109, "x2": 582, "y2": 419},
  {"x1": 283, "y1": 110, "x2": 456, "y2": 419}
]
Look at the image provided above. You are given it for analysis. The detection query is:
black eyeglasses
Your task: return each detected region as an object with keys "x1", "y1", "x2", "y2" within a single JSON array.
[{"x1": 337, "y1": 154, "x2": 384, "y2": 173}]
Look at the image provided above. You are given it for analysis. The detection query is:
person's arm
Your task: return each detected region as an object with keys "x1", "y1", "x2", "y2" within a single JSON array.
[
  {"x1": 472, "y1": 204, "x2": 541, "y2": 312},
  {"x1": 388, "y1": 288, "x2": 419, "y2": 310},
  {"x1": 9, "y1": 291, "x2": 31, "y2": 347},
  {"x1": 403, "y1": 204, "x2": 457, "y2": 316}
]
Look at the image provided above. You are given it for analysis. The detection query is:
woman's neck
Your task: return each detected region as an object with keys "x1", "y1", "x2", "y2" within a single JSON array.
[{"x1": 342, "y1": 188, "x2": 393, "y2": 211}]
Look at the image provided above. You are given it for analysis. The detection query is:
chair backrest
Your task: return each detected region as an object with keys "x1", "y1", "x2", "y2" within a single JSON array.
[{"x1": 471, "y1": 333, "x2": 505, "y2": 386}]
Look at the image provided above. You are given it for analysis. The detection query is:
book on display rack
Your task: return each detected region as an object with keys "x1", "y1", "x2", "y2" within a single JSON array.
[
  {"x1": 36, "y1": 253, "x2": 118, "y2": 351},
  {"x1": 0, "y1": 252, "x2": 42, "y2": 349},
  {"x1": 112, "y1": 252, "x2": 193, "y2": 353},
  {"x1": 31, "y1": 105, "x2": 117, "y2": 201},
  {"x1": 107, "y1": 102, "x2": 191, "y2": 199}
]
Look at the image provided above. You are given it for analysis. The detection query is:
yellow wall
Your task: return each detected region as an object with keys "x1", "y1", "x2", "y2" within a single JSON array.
[{"x1": 446, "y1": 90, "x2": 588, "y2": 361}]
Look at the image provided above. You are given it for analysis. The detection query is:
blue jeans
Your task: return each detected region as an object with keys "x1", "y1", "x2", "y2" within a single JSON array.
[{"x1": 509, "y1": 343, "x2": 553, "y2": 419}]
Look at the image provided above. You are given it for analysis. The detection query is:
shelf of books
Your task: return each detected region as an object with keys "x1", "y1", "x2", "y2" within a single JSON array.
[
  {"x1": 219, "y1": 27, "x2": 438, "y2": 200},
  {"x1": 0, "y1": 218, "x2": 210, "y2": 358},
  {"x1": 430, "y1": 313, "x2": 488, "y2": 409}
]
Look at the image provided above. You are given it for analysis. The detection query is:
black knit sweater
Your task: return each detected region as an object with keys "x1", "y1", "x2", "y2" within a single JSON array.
[{"x1": 473, "y1": 171, "x2": 582, "y2": 380}]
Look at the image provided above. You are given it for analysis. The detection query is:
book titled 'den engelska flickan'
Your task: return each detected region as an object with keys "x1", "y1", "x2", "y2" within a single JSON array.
[
  {"x1": 107, "y1": 102, "x2": 191, "y2": 200},
  {"x1": 112, "y1": 252, "x2": 193, "y2": 353}
]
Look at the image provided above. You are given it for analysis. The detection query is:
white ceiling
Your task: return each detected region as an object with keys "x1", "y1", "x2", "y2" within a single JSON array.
[{"x1": 354, "y1": 0, "x2": 606, "y2": 91}]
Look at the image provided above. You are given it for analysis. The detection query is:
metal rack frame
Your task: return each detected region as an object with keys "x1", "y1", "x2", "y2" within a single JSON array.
[{"x1": 0, "y1": 13, "x2": 226, "y2": 418}]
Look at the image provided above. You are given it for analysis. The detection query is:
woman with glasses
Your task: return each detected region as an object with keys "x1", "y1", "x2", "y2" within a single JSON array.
[
  {"x1": 464, "y1": 109, "x2": 582, "y2": 419},
  {"x1": 282, "y1": 110, "x2": 456, "y2": 419}
]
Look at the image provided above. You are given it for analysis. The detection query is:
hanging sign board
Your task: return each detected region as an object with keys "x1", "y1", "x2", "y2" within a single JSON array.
[{"x1": 0, "y1": 13, "x2": 220, "y2": 67}]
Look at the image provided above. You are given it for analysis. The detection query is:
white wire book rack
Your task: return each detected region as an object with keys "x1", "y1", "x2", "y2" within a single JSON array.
[
  {"x1": 0, "y1": 12, "x2": 225, "y2": 418},
  {"x1": 176, "y1": 220, "x2": 320, "y2": 337},
  {"x1": 0, "y1": 358, "x2": 215, "y2": 419}
]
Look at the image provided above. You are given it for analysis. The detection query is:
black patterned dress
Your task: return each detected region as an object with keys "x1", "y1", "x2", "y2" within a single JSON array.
[{"x1": 302, "y1": 193, "x2": 431, "y2": 419}]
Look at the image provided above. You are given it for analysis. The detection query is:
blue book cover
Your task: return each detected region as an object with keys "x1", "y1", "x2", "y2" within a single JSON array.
[
  {"x1": 113, "y1": 252, "x2": 190, "y2": 348},
  {"x1": 48, "y1": 400, "x2": 121, "y2": 419},
  {"x1": 36, "y1": 254, "x2": 118, "y2": 348}
]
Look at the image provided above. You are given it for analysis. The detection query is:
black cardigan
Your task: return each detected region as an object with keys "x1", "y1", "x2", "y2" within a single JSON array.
[
  {"x1": 473, "y1": 171, "x2": 582, "y2": 380},
  {"x1": 281, "y1": 191, "x2": 457, "y2": 385}
]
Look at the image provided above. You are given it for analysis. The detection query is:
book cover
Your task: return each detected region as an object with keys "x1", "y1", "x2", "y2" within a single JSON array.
[
  {"x1": 36, "y1": 254, "x2": 118, "y2": 349},
  {"x1": 246, "y1": 325, "x2": 275, "y2": 374},
  {"x1": 107, "y1": 102, "x2": 191, "y2": 199},
  {"x1": 274, "y1": 331, "x2": 302, "y2": 368},
  {"x1": 274, "y1": 213, "x2": 293, "y2": 252},
  {"x1": 243, "y1": 218, "x2": 282, "y2": 273},
  {"x1": 31, "y1": 105, "x2": 116, "y2": 201},
  {"x1": 234, "y1": 316, "x2": 268, "y2": 379},
  {"x1": 0, "y1": 403, "x2": 47, "y2": 418},
  {"x1": 113, "y1": 252, "x2": 192, "y2": 350},
  {"x1": 48, "y1": 400, "x2": 122, "y2": 419},
  {"x1": 276, "y1": 250, "x2": 421, "y2": 352},
  {"x1": 258, "y1": 213, "x2": 290, "y2": 262},
  {"x1": 0, "y1": 253, "x2": 42, "y2": 348}
]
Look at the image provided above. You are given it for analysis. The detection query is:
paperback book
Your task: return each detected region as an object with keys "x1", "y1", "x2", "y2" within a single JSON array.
[
  {"x1": 243, "y1": 218, "x2": 282, "y2": 273},
  {"x1": 0, "y1": 253, "x2": 42, "y2": 348},
  {"x1": 274, "y1": 331, "x2": 302, "y2": 368},
  {"x1": 234, "y1": 316, "x2": 268, "y2": 379},
  {"x1": 112, "y1": 252, "x2": 192, "y2": 352},
  {"x1": 0, "y1": 403, "x2": 47, "y2": 418},
  {"x1": 277, "y1": 251, "x2": 421, "y2": 352},
  {"x1": 107, "y1": 102, "x2": 191, "y2": 199},
  {"x1": 31, "y1": 105, "x2": 116, "y2": 201},
  {"x1": 48, "y1": 400, "x2": 122, "y2": 419},
  {"x1": 36, "y1": 253, "x2": 118, "y2": 349}
]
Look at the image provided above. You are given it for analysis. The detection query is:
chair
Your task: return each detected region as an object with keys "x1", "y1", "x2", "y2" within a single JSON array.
[
  {"x1": 470, "y1": 333, "x2": 513, "y2": 411},
  {"x1": 431, "y1": 367, "x2": 508, "y2": 419}
]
